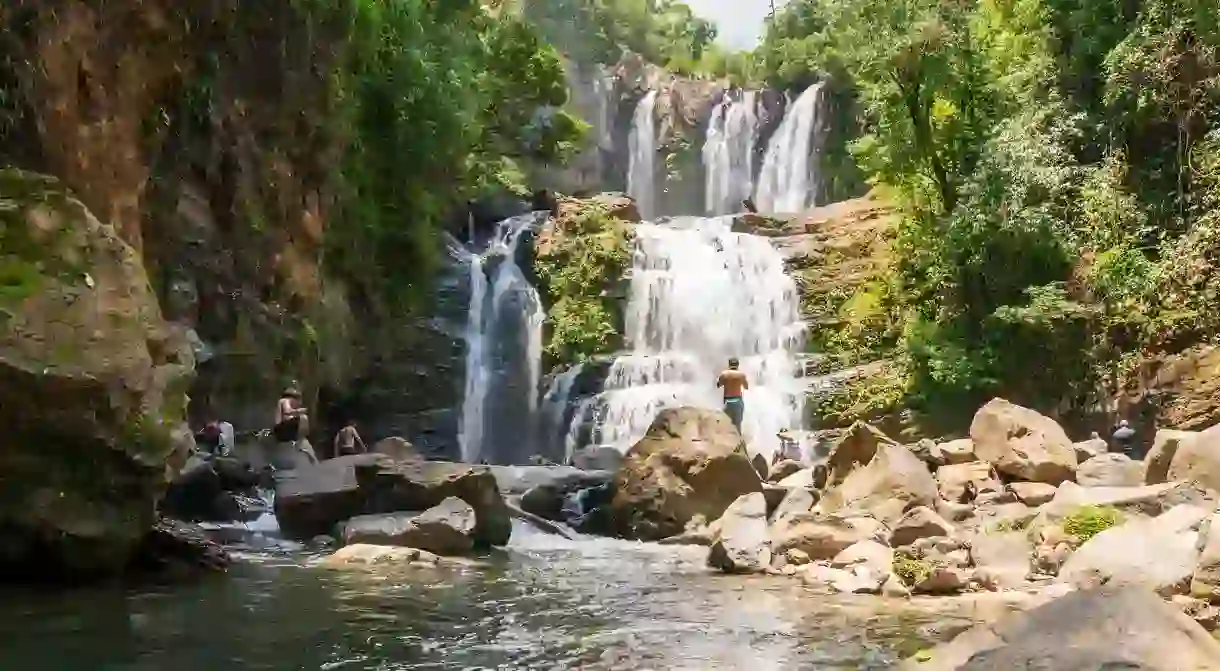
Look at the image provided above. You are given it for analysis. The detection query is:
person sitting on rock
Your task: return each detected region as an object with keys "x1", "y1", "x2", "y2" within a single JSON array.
[
  {"x1": 197, "y1": 421, "x2": 223, "y2": 456},
  {"x1": 775, "y1": 429, "x2": 801, "y2": 463},
  {"x1": 716, "y1": 357, "x2": 749, "y2": 433},
  {"x1": 273, "y1": 387, "x2": 308, "y2": 445},
  {"x1": 333, "y1": 419, "x2": 367, "y2": 456}
]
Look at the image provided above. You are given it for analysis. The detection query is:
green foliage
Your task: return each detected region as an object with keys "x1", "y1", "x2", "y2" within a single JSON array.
[
  {"x1": 1062, "y1": 505, "x2": 1124, "y2": 543},
  {"x1": 533, "y1": 203, "x2": 633, "y2": 364},
  {"x1": 523, "y1": 0, "x2": 717, "y2": 72},
  {"x1": 758, "y1": 0, "x2": 1220, "y2": 421},
  {"x1": 893, "y1": 551, "x2": 933, "y2": 587},
  {"x1": 295, "y1": 0, "x2": 583, "y2": 311},
  {"x1": 808, "y1": 360, "x2": 907, "y2": 429}
]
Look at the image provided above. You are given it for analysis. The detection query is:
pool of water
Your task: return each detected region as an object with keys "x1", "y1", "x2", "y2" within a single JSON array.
[{"x1": 0, "y1": 522, "x2": 966, "y2": 670}]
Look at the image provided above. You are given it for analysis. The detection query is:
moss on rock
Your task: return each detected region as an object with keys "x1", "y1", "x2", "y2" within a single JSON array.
[{"x1": 533, "y1": 194, "x2": 637, "y2": 366}]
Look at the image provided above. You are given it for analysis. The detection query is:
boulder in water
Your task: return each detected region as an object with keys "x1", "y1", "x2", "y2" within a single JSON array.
[
  {"x1": 516, "y1": 467, "x2": 614, "y2": 522},
  {"x1": 902, "y1": 584, "x2": 1220, "y2": 671},
  {"x1": 608, "y1": 407, "x2": 761, "y2": 541},
  {"x1": 570, "y1": 446, "x2": 624, "y2": 472},
  {"x1": 322, "y1": 544, "x2": 442, "y2": 568},
  {"x1": 707, "y1": 492, "x2": 771, "y2": 574},
  {"x1": 969, "y1": 398, "x2": 1077, "y2": 484},
  {"x1": 371, "y1": 437, "x2": 421, "y2": 462},
  {"x1": 818, "y1": 442, "x2": 938, "y2": 525},
  {"x1": 343, "y1": 497, "x2": 477, "y2": 556},
  {"x1": 274, "y1": 454, "x2": 510, "y2": 547},
  {"x1": 126, "y1": 518, "x2": 232, "y2": 580},
  {"x1": 0, "y1": 173, "x2": 195, "y2": 581}
]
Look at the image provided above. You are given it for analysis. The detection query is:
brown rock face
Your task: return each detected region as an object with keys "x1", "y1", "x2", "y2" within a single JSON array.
[
  {"x1": 970, "y1": 398, "x2": 1077, "y2": 484},
  {"x1": 609, "y1": 407, "x2": 761, "y2": 541},
  {"x1": 819, "y1": 442, "x2": 939, "y2": 525},
  {"x1": 0, "y1": 173, "x2": 194, "y2": 579},
  {"x1": 1167, "y1": 425, "x2": 1220, "y2": 491},
  {"x1": 823, "y1": 422, "x2": 898, "y2": 487},
  {"x1": 1145, "y1": 429, "x2": 1197, "y2": 485}
]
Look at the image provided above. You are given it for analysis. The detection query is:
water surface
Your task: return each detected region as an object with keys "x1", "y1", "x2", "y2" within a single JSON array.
[{"x1": 0, "y1": 524, "x2": 963, "y2": 669}]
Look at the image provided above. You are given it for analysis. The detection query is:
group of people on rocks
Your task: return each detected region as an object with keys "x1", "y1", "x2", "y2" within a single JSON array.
[{"x1": 193, "y1": 385, "x2": 367, "y2": 463}]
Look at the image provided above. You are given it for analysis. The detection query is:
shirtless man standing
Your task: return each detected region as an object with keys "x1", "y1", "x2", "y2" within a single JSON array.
[{"x1": 716, "y1": 357, "x2": 749, "y2": 432}]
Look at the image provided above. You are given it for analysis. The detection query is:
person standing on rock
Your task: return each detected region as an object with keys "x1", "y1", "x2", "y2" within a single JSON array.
[
  {"x1": 333, "y1": 419, "x2": 367, "y2": 456},
  {"x1": 716, "y1": 357, "x2": 749, "y2": 433},
  {"x1": 1111, "y1": 419, "x2": 1137, "y2": 457}
]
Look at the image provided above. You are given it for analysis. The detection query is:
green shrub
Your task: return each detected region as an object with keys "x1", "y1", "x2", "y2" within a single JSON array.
[{"x1": 1062, "y1": 506, "x2": 1124, "y2": 543}]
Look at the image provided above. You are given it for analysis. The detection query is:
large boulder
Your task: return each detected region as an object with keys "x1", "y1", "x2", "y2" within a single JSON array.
[
  {"x1": 933, "y1": 438, "x2": 977, "y2": 465},
  {"x1": 0, "y1": 173, "x2": 195, "y2": 580},
  {"x1": 1191, "y1": 513, "x2": 1220, "y2": 602},
  {"x1": 1167, "y1": 425, "x2": 1220, "y2": 491},
  {"x1": 823, "y1": 422, "x2": 897, "y2": 487},
  {"x1": 969, "y1": 531, "x2": 1032, "y2": 590},
  {"x1": 1073, "y1": 437, "x2": 1109, "y2": 463},
  {"x1": 1058, "y1": 504, "x2": 1208, "y2": 594},
  {"x1": 969, "y1": 398, "x2": 1077, "y2": 484},
  {"x1": 608, "y1": 407, "x2": 761, "y2": 541},
  {"x1": 936, "y1": 461, "x2": 1001, "y2": 503},
  {"x1": 902, "y1": 584, "x2": 1220, "y2": 670},
  {"x1": 707, "y1": 492, "x2": 770, "y2": 574},
  {"x1": 890, "y1": 506, "x2": 956, "y2": 547},
  {"x1": 1145, "y1": 429, "x2": 1197, "y2": 485},
  {"x1": 818, "y1": 442, "x2": 938, "y2": 525},
  {"x1": 342, "y1": 497, "x2": 477, "y2": 556},
  {"x1": 1076, "y1": 453, "x2": 1143, "y2": 488},
  {"x1": 161, "y1": 456, "x2": 265, "y2": 522},
  {"x1": 517, "y1": 468, "x2": 614, "y2": 521},
  {"x1": 770, "y1": 511, "x2": 885, "y2": 561},
  {"x1": 274, "y1": 454, "x2": 511, "y2": 547}
]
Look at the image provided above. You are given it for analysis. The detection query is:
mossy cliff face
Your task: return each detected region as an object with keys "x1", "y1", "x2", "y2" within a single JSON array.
[
  {"x1": 0, "y1": 171, "x2": 194, "y2": 580},
  {"x1": 0, "y1": 1, "x2": 359, "y2": 433},
  {"x1": 533, "y1": 193, "x2": 638, "y2": 367}
]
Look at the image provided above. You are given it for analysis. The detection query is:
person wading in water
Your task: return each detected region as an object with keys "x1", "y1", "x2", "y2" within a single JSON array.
[{"x1": 716, "y1": 357, "x2": 749, "y2": 433}]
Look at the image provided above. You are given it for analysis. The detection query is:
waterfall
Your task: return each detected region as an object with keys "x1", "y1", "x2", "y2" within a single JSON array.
[
  {"x1": 459, "y1": 213, "x2": 546, "y2": 464},
  {"x1": 755, "y1": 82, "x2": 828, "y2": 214},
  {"x1": 540, "y1": 363, "x2": 584, "y2": 460},
  {"x1": 579, "y1": 216, "x2": 806, "y2": 459},
  {"x1": 627, "y1": 90, "x2": 659, "y2": 220},
  {"x1": 703, "y1": 90, "x2": 759, "y2": 216}
]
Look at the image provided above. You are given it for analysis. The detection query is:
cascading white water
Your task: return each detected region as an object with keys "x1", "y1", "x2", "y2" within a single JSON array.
[
  {"x1": 540, "y1": 363, "x2": 584, "y2": 460},
  {"x1": 627, "y1": 90, "x2": 660, "y2": 220},
  {"x1": 755, "y1": 82, "x2": 828, "y2": 214},
  {"x1": 576, "y1": 216, "x2": 807, "y2": 460},
  {"x1": 703, "y1": 90, "x2": 759, "y2": 216},
  {"x1": 459, "y1": 213, "x2": 546, "y2": 464}
]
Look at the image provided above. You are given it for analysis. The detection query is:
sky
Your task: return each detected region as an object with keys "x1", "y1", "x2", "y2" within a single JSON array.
[{"x1": 683, "y1": 0, "x2": 787, "y2": 50}]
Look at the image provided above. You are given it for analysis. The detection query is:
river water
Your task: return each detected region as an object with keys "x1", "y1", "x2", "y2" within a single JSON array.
[{"x1": 0, "y1": 523, "x2": 965, "y2": 670}]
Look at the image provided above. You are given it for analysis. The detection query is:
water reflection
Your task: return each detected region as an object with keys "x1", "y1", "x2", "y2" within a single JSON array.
[{"x1": 0, "y1": 525, "x2": 966, "y2": 670}]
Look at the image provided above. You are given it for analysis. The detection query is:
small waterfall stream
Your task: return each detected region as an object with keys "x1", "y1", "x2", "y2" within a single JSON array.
[
  {"x1": 627, "y1": 90, "x2": 659, "y2": 220},
  {"x1": 703, "y1": 90, "x2": 759, "y2": 216},
  {"x1": 459, "y1": 213, "x2": 547, "y2": 464},
  {"x1": 755, "y1": 82, "x2": 828, "y2": 214}
]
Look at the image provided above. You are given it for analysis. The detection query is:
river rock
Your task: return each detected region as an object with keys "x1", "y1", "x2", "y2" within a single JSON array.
[
  {"x1": 274, "y1": 454, "x2": 511, "y2": 546},
  {"x1": 913, "y1": 566, "x2": 971, "y2": 595},
  {"x1": 1191, "y1": 513, "x2": 1220, "y2": 602},
  {"x1": 1167, "y1": 425, "x2": 1220, "y2": 491},
  {"x1": 707, "y1": 492, "x2": 770, "y2": 574},
  {"x1": 0, "y1": 173, "x2": 195, "y2": 580},
  {"x1": 570, "y1": 446, "x2": 624, "y2": 472},
  {"x1": 1007, "y1": 482, "x2": 1058, "y2": 507},
  {"x1": 830, "y1": 539, "x2": 893, "y2": 574},
  {"x1": 767, "y1": 459, "x2": 804, "y2": 483},
  {"x1": 343, "y1": 497, "x2": 477, "y2": 556},
  {"x1": 891, "y1": 506, "x2": 956, "y2": 547},
  {"x1": 1076, "y1": 453, "x2": 1143, "y2": 487},
  {"x1": 1145, "y1": 429, "x2": 1197, "y2": 484},
  {"x1": 901, "y1": 584, "x2": 1220, "y2": 671},
  {"x1": 371, "y1": 437, "x2": 421, "y2": 461},
  {"x1": 969, "y1": 531, "x2": 1032, "y2": 590},
  {"x1": 322, "y1": 544, "x2": 441, "y2": 568},
  {"x1": 770, "y1": 512, "x2": 885, "y2": 561},
  {"x1": 1038, "y1": 480, "x2": 1215, "y2": 523},
  {"x1": 518, "y1": 468, "x2": 614, "y2": 522},
  {"x1": 126, "y1": 518, "x2": 232, "y2": 579},
  {"x1": 969, "y1": 398, "x2": 1077, "y2": 484},
  {"x1": 936, "y1": 461, "x2": 1001, "y2": 503},
  {"x1": 1073, "y1": 437, "x2": 1110, "y2": 463},
  {"x1": 824, "y1": 421, "x2": 898, "y2": 487},
  {"x1": 771, "y1": 487, "x2": 817, "y2": 521},
  {"x1": 608, "y1": 407, "x2": 761, "y2": 541},
  {"x1": 934, "y1": 438, "x2": 977, "y2": 465},
  {"x1": 819, "y1": 442, "x2": 938, "y2": 525},
  {"x1": 1058, "y1": 504, "x2": 1208, "y2": 594}
]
